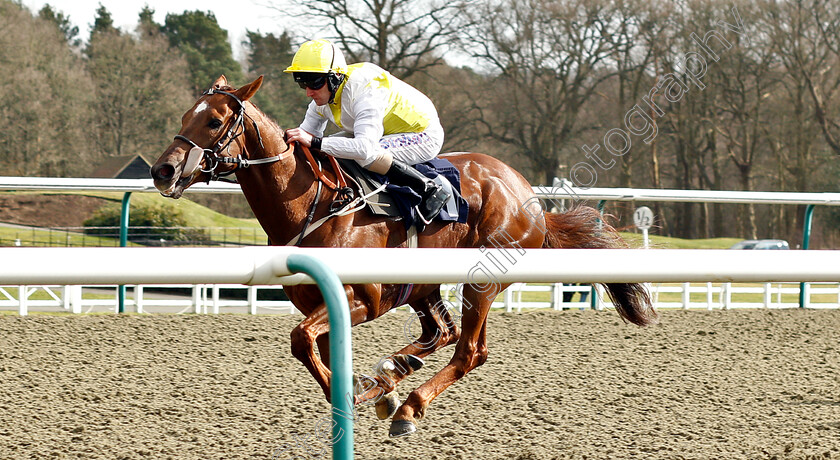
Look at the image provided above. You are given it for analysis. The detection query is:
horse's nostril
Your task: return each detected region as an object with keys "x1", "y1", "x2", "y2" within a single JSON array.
[{"x1": 151, "y1": 164, "x2": 175, "y2": 181}]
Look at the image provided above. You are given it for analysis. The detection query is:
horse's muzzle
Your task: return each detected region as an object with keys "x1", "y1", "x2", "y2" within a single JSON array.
[
  {"x1": 150, "y1": 162, "x2": 187, "y2": 199},
  {"x1": 151, "y1": 163, "x2": 175, "y2": 182}
]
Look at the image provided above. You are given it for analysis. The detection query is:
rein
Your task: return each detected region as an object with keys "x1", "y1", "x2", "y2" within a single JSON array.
[
  {"x1": 288, "y1": 141, "x2": 357, "y2": 245},
  {"x1": 294, "y1": 141, "x2": 354, "y2": 211},
  {"x1": 298, "y1": 142, "x2": 349, "y2": 193}
]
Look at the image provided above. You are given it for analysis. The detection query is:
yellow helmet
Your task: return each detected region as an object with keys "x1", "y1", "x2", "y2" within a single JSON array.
[{"x1": 284, "y1": 39, "x2": 347, "y2": 74}]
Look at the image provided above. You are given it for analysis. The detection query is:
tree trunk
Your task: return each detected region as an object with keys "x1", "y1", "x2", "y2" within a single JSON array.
[
  {"x1": 539, "y1": 156, "x2": 560, "y2": 186},
  {"x1": 739, "y1": 168, "x2": 757, "y2": 239}
]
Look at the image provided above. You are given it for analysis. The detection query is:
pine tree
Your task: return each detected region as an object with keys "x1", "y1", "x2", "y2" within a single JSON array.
[{"x1": 161, "y1": 10, "x2": 243, "y2": 95}]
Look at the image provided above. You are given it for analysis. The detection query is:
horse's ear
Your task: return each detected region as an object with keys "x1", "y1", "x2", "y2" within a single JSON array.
[
  {"x1": 211, "y1": 75, "x2": 229, "y2": 90},
  {"x1": 235, "y1": 75, "x2": 263, "y2": 102}
]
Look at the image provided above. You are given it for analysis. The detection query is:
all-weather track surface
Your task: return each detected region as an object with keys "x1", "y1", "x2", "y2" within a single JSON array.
[{"x1": 0, "y1": 309, "x2": 838, "y2": 459}]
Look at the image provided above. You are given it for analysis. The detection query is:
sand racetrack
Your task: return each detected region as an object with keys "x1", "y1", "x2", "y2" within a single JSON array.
[{"x1": 1, "y1": 309, "x2": 839, "y2": 459}]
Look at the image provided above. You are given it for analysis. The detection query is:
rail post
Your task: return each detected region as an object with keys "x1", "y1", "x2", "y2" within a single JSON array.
[
  {"x1": 799, "y1": 204, "x2": 815, "y2": 308},
  {"x1": 590, "y1": 200, "x2": 607, "y2": 310},
  {"x1": 118, "y1": 192, "x2": 132, "y2": 313},
  {"x1": 286, "y1": 254, "x2": 354, "y2": 460}
]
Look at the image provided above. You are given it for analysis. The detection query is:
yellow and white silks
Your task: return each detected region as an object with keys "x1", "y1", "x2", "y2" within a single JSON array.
[{"x1": 298, "y1": 63, "x2": 444, "y2": 167}]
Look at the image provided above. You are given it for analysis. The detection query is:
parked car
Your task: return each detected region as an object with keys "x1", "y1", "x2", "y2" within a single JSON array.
[
  {"x1": 730, "y1": 239, "x2": 789, "y2": 250},
  {"x1": 730, "y1": 240, "x2": 758, "y2": 249}
]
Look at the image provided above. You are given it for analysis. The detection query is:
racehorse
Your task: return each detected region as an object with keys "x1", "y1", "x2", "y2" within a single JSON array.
[{"x1": 150, "y1": 75, "x2": 657, "y2": 438}]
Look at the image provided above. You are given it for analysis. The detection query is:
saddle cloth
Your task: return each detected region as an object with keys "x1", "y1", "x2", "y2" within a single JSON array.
[{"x1": 336, "y1": 158, "x2": 469, "y2": 229}]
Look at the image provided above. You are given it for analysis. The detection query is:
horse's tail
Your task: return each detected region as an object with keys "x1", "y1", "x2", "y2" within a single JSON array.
[{"x1": 542, "y1": 206, "x2": 658, "y2": 327}]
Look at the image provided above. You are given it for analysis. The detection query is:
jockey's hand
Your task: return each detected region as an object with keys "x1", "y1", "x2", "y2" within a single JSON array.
[{"x1": 285, "y1": 128, "x2": 314, "y2": 148}]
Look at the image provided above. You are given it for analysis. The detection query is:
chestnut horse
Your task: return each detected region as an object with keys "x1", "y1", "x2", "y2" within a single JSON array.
[{"x1": 150, "y1": 75, "x2": 657, "y2": 437}]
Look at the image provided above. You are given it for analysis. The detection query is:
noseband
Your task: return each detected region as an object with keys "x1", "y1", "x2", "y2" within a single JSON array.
[{"x1": 174, "y1": 88, "x2": 281, "y2": 181}]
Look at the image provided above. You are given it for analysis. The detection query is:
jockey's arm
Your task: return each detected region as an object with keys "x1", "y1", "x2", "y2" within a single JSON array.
[
  {"x1": 319, "y1": 102, "x2": 384, "y2": 167},
  {"x1": 299, "y1": 89, "x2": 386, "y2": 167},
  {"x1": 287, "y1": 102, "x2": 328, "y2": 147}
]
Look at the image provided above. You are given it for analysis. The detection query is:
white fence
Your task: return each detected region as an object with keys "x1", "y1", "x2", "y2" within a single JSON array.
[
  {"x1": 3, "y1": 281, "x2": 839, "y2": 315},
  {"x1": 0, "y1": 284, "x2": 295, "y2": 315},
  {"x1": 0, "y1": 283, "x2": 590, "y2": 315},
  {"x1": 0, "y1": 282, "x2": 589, "y2": 315},
  {"x1": 3, "y1": 178, "x2": 840, "y2": 315}
]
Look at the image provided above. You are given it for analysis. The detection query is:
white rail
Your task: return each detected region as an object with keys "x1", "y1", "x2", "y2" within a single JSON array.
[
  {"x1": 2, "y1": 247, "x2": 840, "y2": 285},
  {"x1": 0, "y1": 247, "x2": 838, "y2": 315},
  {"x1": 2, "y1": 176, "x2": 840, "y2": 205},
  {"x1": 0, "y1": 177, "x2": 241, "y2": 194},
  {"x1": 536, "y1": 184, "x2": 840, "y2": 206}
]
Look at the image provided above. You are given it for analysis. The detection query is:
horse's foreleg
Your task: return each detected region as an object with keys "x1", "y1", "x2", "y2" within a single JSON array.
[
  {"x1": 315, "y1": 334, "x2": 331, "y2": 369},
  {"x1": 356, "y1": 290, "x2": 459, "y2": 420},
  {"x1": 289, "y1": 306, "x2": 334, "y2": 402},
  {"x1": 290, "y1": 285, "x2": 373, "y2": 403},
  {"x1": 388, "y1": 283, "x2": 505, "y2": 437}
]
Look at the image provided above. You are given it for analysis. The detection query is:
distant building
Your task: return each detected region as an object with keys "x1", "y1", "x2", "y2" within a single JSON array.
[{"x1": 91, "y1": 155, "x2": 153, "y2": 179}]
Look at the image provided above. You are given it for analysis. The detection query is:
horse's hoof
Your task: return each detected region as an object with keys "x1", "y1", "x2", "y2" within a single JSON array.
[
  {"x1": 388, "y1": 419, "x2": 417, "y2": 438},
  {"x1": 405, "y1": 354, "x2": 424, "y2": 371},
  {"x1": 375, "y1": 390, "x2": 400, "y2": 420},
  {"x1": 352, "y1": 373, "x2": 363, "y2": 395}
]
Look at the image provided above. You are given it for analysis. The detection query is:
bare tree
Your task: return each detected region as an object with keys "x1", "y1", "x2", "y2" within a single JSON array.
[
  {"x1": 581, "y1": 0, "x2": 671, "y2": 228},
  {"x1": 0, "y1": 1, "x2": 95, "y2": 176},
  {"x1": 603, "y1": 0, "x2": 666, "y2": 188},
  {"x1": 809, "y1": 0, "x2": 840, "y2": 156},
  {"x1": 406, "y1": 64, "x2": 489, "y2": 153},
  {"x1": 459, "y1": 0, "x2": 620, "y2": 184},
  {"x1": 703, "y1": 2, "x2": 777, "y2": 239},
  {"x1": 277, "y1": 0, "x2": 470, "y2": 79},
  {"x1": 764, "y1": 0, "x2": 840, "y2": 156}
]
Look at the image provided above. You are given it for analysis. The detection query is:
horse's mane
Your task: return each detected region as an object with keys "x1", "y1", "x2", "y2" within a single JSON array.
[{"x1": 246, "y1": 100, "x2": 284, "y2": 135}]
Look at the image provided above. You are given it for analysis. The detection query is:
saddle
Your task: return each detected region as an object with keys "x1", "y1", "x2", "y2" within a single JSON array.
[
  {"x1": 335, "y1": 158, "x2": 469, "y2": 230},
  {"x1": 284, "y1": 145, "x2": 468, "y2": 246}
]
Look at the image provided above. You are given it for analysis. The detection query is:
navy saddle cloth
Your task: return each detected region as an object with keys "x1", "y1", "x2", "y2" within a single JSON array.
[{"x1": 337, "y1": 158, "x2": 469, "y2": 229}]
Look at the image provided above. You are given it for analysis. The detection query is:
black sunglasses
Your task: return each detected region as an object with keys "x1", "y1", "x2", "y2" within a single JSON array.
[{"x1": 297, "y1": 76, "x2": 328, "y2": 90}]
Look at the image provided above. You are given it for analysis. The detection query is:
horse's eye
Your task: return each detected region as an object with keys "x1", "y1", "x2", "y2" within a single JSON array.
[{"x1": 209, "y1": 119, "x2": 223, "y2": 129}]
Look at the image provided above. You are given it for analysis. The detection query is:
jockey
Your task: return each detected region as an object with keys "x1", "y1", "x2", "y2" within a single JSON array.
[{"x1": 284, "y1": 39, "x2": 451, "y2": 224}]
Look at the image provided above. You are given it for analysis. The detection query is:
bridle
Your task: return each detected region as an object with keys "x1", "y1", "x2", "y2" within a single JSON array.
[
  {"x1": 173, "y1": 87, "x2": 357, "y2": 245},
  {"x1": 173, "y1": 88, "x2": 285, "y2": 182}
]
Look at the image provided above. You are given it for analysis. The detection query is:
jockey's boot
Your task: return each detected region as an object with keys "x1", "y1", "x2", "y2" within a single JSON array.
[{"x1": 386, "y1": 160, "x2": 452, "y2": 224}]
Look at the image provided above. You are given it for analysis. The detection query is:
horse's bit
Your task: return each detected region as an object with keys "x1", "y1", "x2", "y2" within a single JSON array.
[{"x1": 173, "y1": 88, "x2": 279, "y2": 182}]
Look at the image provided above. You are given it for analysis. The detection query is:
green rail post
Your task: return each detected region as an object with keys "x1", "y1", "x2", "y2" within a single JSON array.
[
  {"x1": 590, "y1": 200, "x2": 606, "y2": 310},
  {"x1": 286, "y1": 254, "x2": 354, "y2": 460},
  {"x1": 118, "y1": 192, "x2": 132, "y2": 313},
  {"x1": 799, "y1": 204, "x2": 815, "y2": 309},
  {"x1": 596, "y1": 200, "x2": 606, "y2": 225}
]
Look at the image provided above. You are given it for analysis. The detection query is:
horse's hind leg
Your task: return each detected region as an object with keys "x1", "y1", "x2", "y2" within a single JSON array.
[
  {"x1": 357, "y1": 289, "x2": 460, "y2": 419},
  {"x1": 398, "y1": 289, "x2": 461, "y2": 359},
  {"x1": 388, "y1": 283, "x2": 503, "y2": 437}
]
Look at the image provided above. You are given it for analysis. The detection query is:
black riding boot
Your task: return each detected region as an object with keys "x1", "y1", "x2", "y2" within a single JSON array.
[{"x1": 386, "y1": 160, "x2": 451, "y2": 224}]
